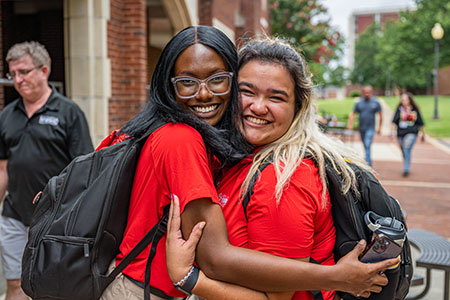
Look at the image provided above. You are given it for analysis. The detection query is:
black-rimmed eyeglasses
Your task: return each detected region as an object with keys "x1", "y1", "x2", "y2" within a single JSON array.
[
  {"x1": 6, "y1": 66, "x2": 42, "y2": 80},
  {"x1": 171, "y1": 72, "x2": 233, "y2": 99}
]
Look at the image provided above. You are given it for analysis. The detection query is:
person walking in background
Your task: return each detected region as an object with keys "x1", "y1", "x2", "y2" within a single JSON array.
[
  {"x1": 0, "y1": 41, "x2": 93, "y2": 300},
  {"x1": 347, "y1": 85, "x2": 382, "y2": 166},
  {"x1": 391, "y1": 92, "x2": 425, "y2": 177}
]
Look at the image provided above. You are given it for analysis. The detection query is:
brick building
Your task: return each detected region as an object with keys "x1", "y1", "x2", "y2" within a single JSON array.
[
  {"x1": 0, "y1": 0, "x2": 269, "y2": 145},
  {"x1": 347, "y1": 5, "x2": 450, "y2": 97},
  {"x1": 438, "y1": 65, "x2": 450, "y2": 96},
  {"x1": 345, "y1": 6, "x2": 416, "y2": 97},
  {"x1": 348, "y1": 6, "x2": 412, "y2": 70}
]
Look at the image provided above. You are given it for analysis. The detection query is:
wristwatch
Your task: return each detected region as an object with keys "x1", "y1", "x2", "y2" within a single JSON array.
[{"x1": 173, "y1": 266, "x2": 200, "y2": 295}]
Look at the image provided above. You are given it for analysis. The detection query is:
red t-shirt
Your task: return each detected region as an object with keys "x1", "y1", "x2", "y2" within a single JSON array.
[
  {"x1": 97, "y1": 123, "x2": 219, "y2": 297},
  {"x1": 218, "y1": 157, "x2": 336, "y2": 300},
  {"x1": 95, "y1": 129, "x2": 129, "y2": 151}
]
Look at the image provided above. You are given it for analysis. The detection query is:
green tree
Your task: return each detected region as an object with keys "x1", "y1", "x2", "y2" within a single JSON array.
[
  {"x1": 377, "y1": 0, "x2": 450, "y2": 91},
  {"x1": 351, "y1": 0, "x2": 450, "y2": 91},
  {"x1": 350, "y1": 24, "x2": 386, "y2": 88},
  {"x1": 326, "y1": 65, "x2": 347, "y2": 87},
  {"x1": 270, "y1": 0, "x2": 346, "y2": 86}
]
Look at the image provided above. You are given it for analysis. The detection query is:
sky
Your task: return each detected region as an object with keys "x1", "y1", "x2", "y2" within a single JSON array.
[{"x1": 321, "y1": 0, "x2": 416, "y2": 66}]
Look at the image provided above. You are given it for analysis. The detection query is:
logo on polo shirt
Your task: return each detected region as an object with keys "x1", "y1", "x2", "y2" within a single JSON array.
[
  {"x1": 39, "y1": 115, "x2": 59, "y2": 126},
  {"x1": 218, "y1": 193, "x2": 229, "y2": 207}
]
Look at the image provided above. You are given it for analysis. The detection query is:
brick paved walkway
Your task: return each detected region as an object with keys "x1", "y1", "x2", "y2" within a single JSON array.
[{"x1": 350, "y1": 134, "x2": 450, "y2": 238}]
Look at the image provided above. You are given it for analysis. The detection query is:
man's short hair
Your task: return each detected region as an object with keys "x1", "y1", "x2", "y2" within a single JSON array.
[{"x1": 6, "y1": 41, "x2": 51, "y2": 74}]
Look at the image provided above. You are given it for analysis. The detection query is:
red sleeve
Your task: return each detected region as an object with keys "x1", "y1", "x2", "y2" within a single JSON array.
[
  {"x1": 148, "y1": 123, "x2": 219, "y2": 213},
  {"x1": 96, "y1": 129, "x2": 129, "y2": 151},
  {"x1": 246, "y1": 161, "x2": 324, "y2": 258}
]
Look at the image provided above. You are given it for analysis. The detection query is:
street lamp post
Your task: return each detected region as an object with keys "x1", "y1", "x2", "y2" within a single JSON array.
[{"x1": 431, "y1": 23, "x2": 444, "y2": 119}]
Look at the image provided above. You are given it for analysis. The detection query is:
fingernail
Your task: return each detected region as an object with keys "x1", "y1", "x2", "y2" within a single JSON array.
[
  {"x1": 171, "y1": 194, "x2": 174, "y2": 200},
  {"x1": 199, "y1": 222, "x2": 206, "y2": 229}
]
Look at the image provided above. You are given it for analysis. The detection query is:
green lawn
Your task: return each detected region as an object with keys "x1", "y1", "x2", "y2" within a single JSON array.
[
  {"x1": 315, "y1": 98, "x2": 358, "y2": 128},
  {"x1": 316, "y1": 95, "x2": 450, "y2": 138}
]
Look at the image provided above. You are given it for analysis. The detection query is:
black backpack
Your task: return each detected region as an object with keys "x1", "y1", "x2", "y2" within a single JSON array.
[
  {"x1": 243, "y1": 159, "x2": 412, "y2": 300},
  {"x1": 21, "y1": 120, "x2": 168, "y2": 300}
]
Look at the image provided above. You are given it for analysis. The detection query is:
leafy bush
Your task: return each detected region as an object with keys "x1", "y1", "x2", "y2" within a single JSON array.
[{"x1": 349, "y1": 90, "x2": 361, "y2": 98}]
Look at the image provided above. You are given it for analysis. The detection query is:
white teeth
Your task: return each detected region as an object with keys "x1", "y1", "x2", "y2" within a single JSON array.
[
  {"x1": 246, "y1": 116, "x2": 268, "y2": 125},
  {"x1": 192, "y1": 105, "x2": 218, "y2": 113}
]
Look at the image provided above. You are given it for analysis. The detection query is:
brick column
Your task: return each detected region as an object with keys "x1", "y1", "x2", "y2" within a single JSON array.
[
  {"x1": 108, "y1": 0, "x2": 147, "y2": 132},
  {"x1": 240, "y1": 0, "x2": 269, "y2": 39},
  {"x1": 199, "y1": 0, "x2": 213, "y2": 26}
]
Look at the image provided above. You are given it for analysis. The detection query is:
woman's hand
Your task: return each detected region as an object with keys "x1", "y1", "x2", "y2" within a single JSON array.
[
  {"x1": 166, "y1": 194, "x2": 206, "y2": 284},
  {"x1": 334, "y1": 240, "x2": 400, "y2": 298}
]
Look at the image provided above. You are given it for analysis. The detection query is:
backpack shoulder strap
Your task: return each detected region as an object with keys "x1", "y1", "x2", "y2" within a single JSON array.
[
  {"x1": 242, "y1": 159, "x2": 272, "y2": 220},
  {"x1": 326, "y1": 160, "x2": 368, "y2": 241},
  {"x1": 104, "y1": 119, "x2": 167, "y2": 286},
  {"x1": 144, "y1": 205, "x2": 170, "y2": 300},
  {"x1": 107, "y1": 206, "x2": 169, "y2": 282}
]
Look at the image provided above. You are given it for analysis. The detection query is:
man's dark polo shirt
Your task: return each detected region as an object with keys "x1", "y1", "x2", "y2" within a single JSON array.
[{"x1": 0, "y1": 86, "x2": 94, "y2": 226}]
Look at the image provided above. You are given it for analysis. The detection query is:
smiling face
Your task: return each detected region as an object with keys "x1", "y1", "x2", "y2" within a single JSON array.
[
  {"x1": 173, "y1": 43, "x2": 230, "y2": 126},
  {"x1": 238, "y1": 60, "x2": 296, "y2": 146}
]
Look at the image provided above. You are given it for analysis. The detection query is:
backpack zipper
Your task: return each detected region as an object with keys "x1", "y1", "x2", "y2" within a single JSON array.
[
  {"x1": 31, "y1": 162, "x2": 76, "y2": 247},
  {"x1": 43, "y1": 235, "x2": 94, "y2": 257}
]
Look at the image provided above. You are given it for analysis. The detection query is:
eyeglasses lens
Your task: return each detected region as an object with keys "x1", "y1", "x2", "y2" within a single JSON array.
[
  {"x1": 6, "y1": 67, "x2": 37, "y2": 80},
  {"x1": 175, "y1": 74, "x2": 231, "y2": 98}
]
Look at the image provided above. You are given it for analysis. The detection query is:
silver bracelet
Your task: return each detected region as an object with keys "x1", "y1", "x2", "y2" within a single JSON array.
[
  {"x1": 174, "y1": 266, "x2": 195, "y2": 287},
  {"x1": 173, "y1": 266, "x2": 200, "y2": 295}
]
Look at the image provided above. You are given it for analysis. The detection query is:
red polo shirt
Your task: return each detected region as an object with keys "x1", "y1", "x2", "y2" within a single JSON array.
[
  {"x1": 98, "y1": 123, "x2": 219, "y2": 297},
  {"x1": 218, "y1": 157, "x2": 336, "y2": 300}
]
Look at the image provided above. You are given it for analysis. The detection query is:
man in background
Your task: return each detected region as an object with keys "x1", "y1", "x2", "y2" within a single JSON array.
[
  {"x1": 347, "y1": 85, "x2": 382, "y2": 166},
  {"x1": 0, "y1": 41, "x2": 93, "y2": 300}
]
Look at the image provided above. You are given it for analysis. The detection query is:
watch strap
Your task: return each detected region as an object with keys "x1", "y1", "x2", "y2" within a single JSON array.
[{"x1": 174, "y1": 266, "x2": 200, "y2": 295}]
